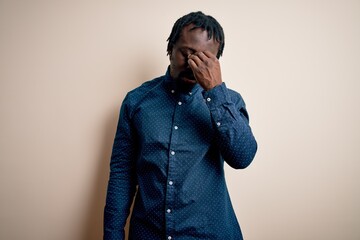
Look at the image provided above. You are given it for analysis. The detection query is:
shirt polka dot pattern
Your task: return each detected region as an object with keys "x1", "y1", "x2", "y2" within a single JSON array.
[{"x1": 104, "y1": 68, "x2": 257, "y2": 240}]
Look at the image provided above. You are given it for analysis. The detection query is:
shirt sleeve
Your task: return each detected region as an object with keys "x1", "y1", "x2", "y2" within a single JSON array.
[
  {"x1": 202, "y1": 82, "x2": 258, "y2": 169},
  {"x1": 104, "y1": 94, "x2": 137, "y2": 240}
]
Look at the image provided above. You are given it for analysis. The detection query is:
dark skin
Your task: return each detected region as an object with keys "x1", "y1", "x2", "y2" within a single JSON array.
[{"x1": 169, "y1": 24, "x2": 222, "y2": 91}]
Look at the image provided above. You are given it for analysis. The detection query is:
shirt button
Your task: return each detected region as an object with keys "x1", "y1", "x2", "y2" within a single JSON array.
[
  {"x1": 167, "y1": 209, "x2": 171, "y2": 213},
  {"x1": 174, "y1": 126, "x2": 178, "y2": 130},
  {"x1": 170, "y1": 151, "x2": 175, "y2": 155},
  {"x1": 171, "y1": 89, "x2": 175, "y2": 93},
  {"x1": 169, "y1": 181, "x2": 173, "y2": 185},
  {"x1": 178, "y1": 101, "x2": 182, "y2": 105},
  {"x1": 216, "y1": 122, "x2": 221, "y2": 126},
  {"x1": 206, "y1": 97, "x2": 211, "y2": 102},
  {"x1": 189, "y1": 92, "x2": 192, "y2": 95},
  {"x1": 168, "y1": 236, "x2": 172, "y2": 240}
]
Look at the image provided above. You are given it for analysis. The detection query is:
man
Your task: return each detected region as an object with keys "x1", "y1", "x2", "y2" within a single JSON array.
[{"x1": 104, "y1": 11, "x2": 257, "y2": 240}]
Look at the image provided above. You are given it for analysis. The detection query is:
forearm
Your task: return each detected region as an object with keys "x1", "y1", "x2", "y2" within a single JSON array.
[
  {"x1": 215, "y1": 115, "x2": 257, "y2": 169},
  {"x1": 203, "y1": 83, "x2": 257, "y2": 169}
]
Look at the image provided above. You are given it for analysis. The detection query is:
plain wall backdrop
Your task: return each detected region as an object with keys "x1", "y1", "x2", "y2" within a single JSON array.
[{"x1": 0, "y1": 0, "x2": 359, "y2": 239}]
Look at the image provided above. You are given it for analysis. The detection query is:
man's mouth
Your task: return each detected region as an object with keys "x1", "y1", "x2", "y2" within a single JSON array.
[
  {"x1": 181, "y1": 75, "x2": 196, "y2": 85},
  {"x1": 180, "y1": 71, "x2": 196, "y2": 81}
]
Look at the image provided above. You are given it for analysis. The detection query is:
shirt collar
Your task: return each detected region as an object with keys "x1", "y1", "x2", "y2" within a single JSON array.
[{"x1": 163, "y1": 66, "x2": 202, "y2": 96}]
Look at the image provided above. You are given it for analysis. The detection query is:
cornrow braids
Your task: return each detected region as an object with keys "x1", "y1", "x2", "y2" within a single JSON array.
[{"x1": 167, "y1": 11, "x2": 225, "y2": 59}]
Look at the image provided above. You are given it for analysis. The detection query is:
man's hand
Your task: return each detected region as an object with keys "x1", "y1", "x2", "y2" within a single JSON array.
[{"x1": 188, "y1": 51, "x2": 222, "y2": 91}]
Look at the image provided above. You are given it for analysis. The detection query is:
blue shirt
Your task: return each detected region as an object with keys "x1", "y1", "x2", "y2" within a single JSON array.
[{"x1": 104, "y1": 68, "x2": 257, "y2": 240}]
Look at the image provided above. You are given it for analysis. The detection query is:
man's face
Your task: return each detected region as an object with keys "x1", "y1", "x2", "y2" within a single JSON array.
[{"x1": 169, "y1": 24, "x2": 220, "y2": 87}]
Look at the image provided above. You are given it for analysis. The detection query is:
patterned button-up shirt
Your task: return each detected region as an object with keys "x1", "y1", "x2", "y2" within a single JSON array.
[{"x1": 104, "y1": 68, "x2": 257, "y2": 240}]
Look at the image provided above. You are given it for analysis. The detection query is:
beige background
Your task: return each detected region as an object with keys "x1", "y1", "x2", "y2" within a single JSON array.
[{"x1": 1, "y1": 0, "x2": 359, "y2": 239}]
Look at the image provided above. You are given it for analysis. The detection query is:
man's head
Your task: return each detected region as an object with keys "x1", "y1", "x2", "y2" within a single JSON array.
[
  {"x1": 167, "y1": 11, "x2": 225, "y2": 59},
  {"x1": 167, "y1": 11, "x2": 225, "y2": 87}
]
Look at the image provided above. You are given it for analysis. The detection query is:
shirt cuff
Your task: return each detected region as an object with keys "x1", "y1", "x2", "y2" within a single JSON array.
[{"x1": 202, "y1": 82, "x2": 230, "y2": 109}]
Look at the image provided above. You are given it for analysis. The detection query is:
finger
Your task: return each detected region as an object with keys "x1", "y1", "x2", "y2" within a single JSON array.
[
  {"x1": 188, "y1": 58, "x2": 198, "y2": 70},
  {"x1": 194, "y1": 51, "x2": 208, "y2": 62},
  {"x1": 188, "y1": 53, "x2": 202, "y2": 66},
  {"x1": 202, "y1": 50, "x2": 216, "y2": 59}
]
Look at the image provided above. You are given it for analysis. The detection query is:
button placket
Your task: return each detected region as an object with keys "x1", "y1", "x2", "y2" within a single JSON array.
[{"x1": 165, "y1": 98, "x2": 183, "y2": 238}]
